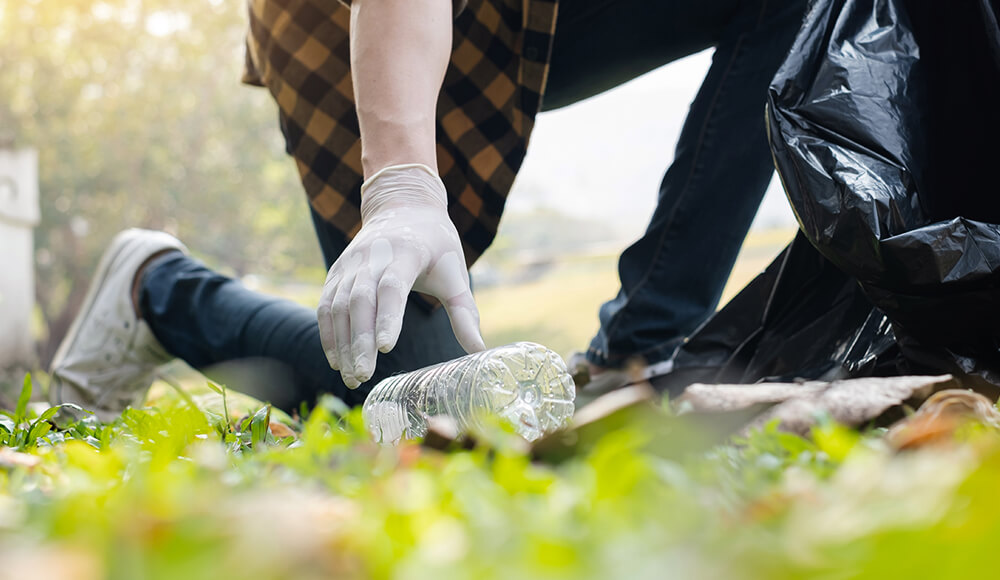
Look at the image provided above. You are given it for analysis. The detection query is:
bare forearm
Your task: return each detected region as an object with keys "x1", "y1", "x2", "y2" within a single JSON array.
[{"x1": 350, "y1": 0, "x2": 452, "y2": 179}]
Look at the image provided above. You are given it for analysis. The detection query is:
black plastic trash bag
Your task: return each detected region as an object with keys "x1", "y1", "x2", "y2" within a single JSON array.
[{"x1": 660, "y1": 0, "x2": 1000, "y2": 395}]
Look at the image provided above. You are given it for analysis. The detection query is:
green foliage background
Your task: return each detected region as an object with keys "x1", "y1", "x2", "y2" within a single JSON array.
[{"x1": 0, "y1": 0, "x2": 322, "y2": 363}]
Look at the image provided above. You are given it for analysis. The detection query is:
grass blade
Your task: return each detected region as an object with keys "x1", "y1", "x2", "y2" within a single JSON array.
[
  {"x1": 15, "y1": 374, "x2": 32, "y2": 424},
  {"x1": 250, "y1": 404, "x2": 271, "y2": 448}
]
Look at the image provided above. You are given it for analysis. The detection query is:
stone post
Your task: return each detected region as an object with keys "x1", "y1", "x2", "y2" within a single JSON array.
[{"x1": 0, "y1": 149, "x2": 40, "y2": 370}]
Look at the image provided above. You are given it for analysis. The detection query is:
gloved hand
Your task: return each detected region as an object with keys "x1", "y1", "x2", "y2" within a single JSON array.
[{"x1": 317, "y1": 163, "x2": 486, "y2": 388}]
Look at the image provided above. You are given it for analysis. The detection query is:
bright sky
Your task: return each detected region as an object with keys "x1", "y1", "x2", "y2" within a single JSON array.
[{"x1": 507, "y1": 50, "x2": 796, "y2": 243}]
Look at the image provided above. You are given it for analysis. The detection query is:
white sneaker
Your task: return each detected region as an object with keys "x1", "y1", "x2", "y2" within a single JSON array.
[{"x1": 49, "y1": 229, "x2": 188, "y2": 419}]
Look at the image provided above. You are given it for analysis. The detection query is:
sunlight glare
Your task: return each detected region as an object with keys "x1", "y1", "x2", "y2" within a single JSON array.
[
  {"x1": 145, "y1": 10, "x2": 190, "y2": 37},
  {"x1": 91, "y1": 2, "x2": 114, "y2": 20}
]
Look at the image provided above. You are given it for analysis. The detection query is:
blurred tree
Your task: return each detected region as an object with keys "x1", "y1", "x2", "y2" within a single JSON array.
[{"x1": 0, "y1": 0, "x2": 322, "y2": 365}]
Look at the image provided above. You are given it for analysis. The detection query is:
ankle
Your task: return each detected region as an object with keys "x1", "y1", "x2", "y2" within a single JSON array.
[
  {"x1": 130, "y1": 249, "x2": 180, "y2": 318},
  {"x1": 587, "y1": 362, "x2": 609, "y2": 377}
]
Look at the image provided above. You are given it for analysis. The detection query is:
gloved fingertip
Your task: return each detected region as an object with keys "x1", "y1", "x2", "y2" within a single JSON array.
[
  {"x1": 466, "y1": 333, "x2": 487, "y2": 354},
  {"x1": 376, "y1": 331, "x2": 397, "y2": 354},
  {"x1": 448, "y1": 306, "x2": 486, "y2": 354},
  {"x1": 338, "y1": 348, "x2": 356, "y2": 387},
  {"x1": 354, "y1": 354, "x2": 372, "y2": 382},
  {"x1": 455, "y1": 327, "x2": 487, "y2": 355}
]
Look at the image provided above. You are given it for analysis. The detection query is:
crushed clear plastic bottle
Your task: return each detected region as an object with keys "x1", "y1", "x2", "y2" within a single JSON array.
[{"x1": 362, "y1": 342, "x2": 576, "y2": 444}]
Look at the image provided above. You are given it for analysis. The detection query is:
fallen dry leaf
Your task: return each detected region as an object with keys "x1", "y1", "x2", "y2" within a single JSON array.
[
  {"x1": 0, "y1": 545, "x2": 102, "y2": 580},
  {"x1": 677, "y1": 375, "x2": 960, "y2": 436},
  {"x1": 268, "y1": 422, "x2": 297, "y2": 439},
  {"x1": 887, "y1": 389, "x2": 1000, "y2": 450},
  {"x1": 0, "y1": 447, "x2": 41, "y2": 469}
]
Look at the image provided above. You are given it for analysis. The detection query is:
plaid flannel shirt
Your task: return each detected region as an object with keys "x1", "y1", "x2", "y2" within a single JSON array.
[{"x1": 243, "y1": 0, "x2": 559, "y2": 267}]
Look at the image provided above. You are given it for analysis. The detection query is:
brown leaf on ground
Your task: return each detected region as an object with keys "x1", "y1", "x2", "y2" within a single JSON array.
[
  {"x1": 887, "y1": 389, "x2": 1000, "y2": 450},
  {"x1": 421, "y1": 415, "x2": 471, "y2": 451},
  {"x1": 676, "y1": 382, "x2": 827, "y2": 413},
  {"x1": 0, "y1": 545, "x2": 102, "y2": 580},
  {"x1": 397, "y1": 442, "x2": 423, "y2": 467},
  {"x1": 268, "y1": 422, "x2": 297, "y2": 439},
  {"x1": 531, "y1": 384, "x2": 763, "y2": 463},
  {"x1": 0, "y1": 447, "x2": 41, "y2": 469},
  {"x1": 676, "y1": 375, "x2": 961, "y2": 436}
]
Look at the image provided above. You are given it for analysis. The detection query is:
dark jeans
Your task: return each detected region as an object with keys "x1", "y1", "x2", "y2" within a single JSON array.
[
  {"x1": 140, "y1": 248, "x2": 465, "y2": 411},
  {"x1": 543, "y1": 0, "x2": 807, "y2": 368}
]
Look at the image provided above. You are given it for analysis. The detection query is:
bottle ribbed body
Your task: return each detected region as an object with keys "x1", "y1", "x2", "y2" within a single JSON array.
[{"x1": 362, "y1": 342, "x2": 576, "y2": 444}]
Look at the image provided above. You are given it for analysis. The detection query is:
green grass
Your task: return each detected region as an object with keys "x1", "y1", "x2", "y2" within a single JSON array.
[{"x1": 4, "y1": 372, "x2": 1000, "y2": 579}]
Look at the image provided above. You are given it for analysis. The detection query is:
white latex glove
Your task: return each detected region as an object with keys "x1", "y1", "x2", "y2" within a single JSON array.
[{"x1": 317, "y1": 163, "x2": 486, "y2": 388}]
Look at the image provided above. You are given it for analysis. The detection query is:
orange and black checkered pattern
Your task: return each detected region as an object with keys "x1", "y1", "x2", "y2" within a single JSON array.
[{"x1": 243, "y1": 0, "x2": 559, "y2": 266}]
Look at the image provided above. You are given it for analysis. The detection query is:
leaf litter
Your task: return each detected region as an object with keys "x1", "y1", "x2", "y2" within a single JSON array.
[{"x1": 0, "y1": 373, "x2": 998, "y2": 578}]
